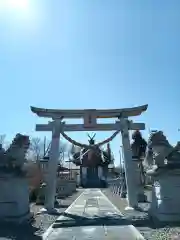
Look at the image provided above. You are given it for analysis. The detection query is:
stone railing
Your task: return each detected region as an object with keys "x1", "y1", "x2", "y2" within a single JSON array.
[
  {"x1": 108, "y1": 175, "x2": 151, "y2": 201},
  {"x1": 56, "y1": 179, "x2": 77, "y2": 198},
  {"x1": 35, "y1": 179, "x2": 77, "y2": 204},
  {"x1": 108, "y1": 177, "x2": 127, "y2": 198}
]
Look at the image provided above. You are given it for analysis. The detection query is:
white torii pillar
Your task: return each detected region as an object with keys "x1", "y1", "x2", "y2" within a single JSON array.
[
  {"x1": 120, "y1": 118, "x2": 138, "y2": 209},
  {"x1": 43, "y1": 121, "x2": 60, "y2": 213}
]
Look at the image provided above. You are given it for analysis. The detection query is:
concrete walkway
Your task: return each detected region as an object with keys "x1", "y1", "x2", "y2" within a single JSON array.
[{"x1": 43, "y1": 189, "x2": 145, "y2": 240}]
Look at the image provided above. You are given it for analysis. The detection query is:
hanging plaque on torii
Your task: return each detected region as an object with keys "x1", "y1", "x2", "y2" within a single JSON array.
[{"x1": 83, "y1": 109, "x2": 97, "y2": 128}]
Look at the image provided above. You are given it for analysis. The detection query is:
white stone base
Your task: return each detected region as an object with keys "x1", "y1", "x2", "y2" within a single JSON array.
[
  {"x1": 125, "y1": 206, "x2": 135, "y2": 211},
  {"x1": 37, "y1": 207, "x2": 59, "y2": 215}
]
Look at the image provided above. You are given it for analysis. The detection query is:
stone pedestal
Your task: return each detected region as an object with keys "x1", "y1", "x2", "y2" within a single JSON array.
[
  {"x1": 149, "y1": 169, "x2": 180, "y2": 222},
  {"x1": 0, "y1": 174, "x2": 31, "y2": 223}
]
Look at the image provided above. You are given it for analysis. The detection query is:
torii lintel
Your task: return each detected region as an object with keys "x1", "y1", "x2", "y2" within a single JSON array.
[{"x1": 30, "y1": 104, "x2": 148, "y2": 119}]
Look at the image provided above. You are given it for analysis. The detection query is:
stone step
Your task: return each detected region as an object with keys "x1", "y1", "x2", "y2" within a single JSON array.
[{"x1": 43, "y1": 188, "x2": 145, "y2": 240}]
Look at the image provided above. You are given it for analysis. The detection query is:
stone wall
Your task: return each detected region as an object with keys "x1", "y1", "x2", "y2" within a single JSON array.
[
  {"x1": 25, "y1": 161, "x2": 77, "y2": 199},
  {"x1": 56, "y1": 179, "x2": 77, "y2": 198}
]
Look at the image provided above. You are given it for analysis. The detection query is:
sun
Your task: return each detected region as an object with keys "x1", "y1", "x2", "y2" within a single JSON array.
[
  {"x1": 7, "y1": 0, "x2": 30, "y2": 10},
  {"x1": 1, "y1": 0, "x2": 36, "y2": 21},
  {"x1": 0, "y1": 0, "x2": 41, "y2": 31}
]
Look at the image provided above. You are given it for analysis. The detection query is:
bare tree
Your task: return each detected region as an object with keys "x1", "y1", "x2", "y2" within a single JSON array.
[
  {"x1": 43, "y1": 140, "x2": 68, "y2": 165},
  {"x1": 28, "y1": 136, "x2": 69, "y2": 165},
  {"x1": 0, "y1": 134, "x2": 9, "y2": 150},
  {"x1": 70, "y1": 144, "x2": 81, "y2": 155},
  {"x1": 59, "y1": 142, "x2": 68, "y2": 166},
  {"x1": 0, "y1": 134, "x2": 6, "y2": 145},
  {"x1": 29, "y1": 137, "x2": 44, "y2": 161}
]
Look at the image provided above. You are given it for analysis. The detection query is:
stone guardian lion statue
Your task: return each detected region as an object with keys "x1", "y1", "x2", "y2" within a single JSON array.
[{"x1": 145, "y1": 130, "x2": 180, "y2": 175}]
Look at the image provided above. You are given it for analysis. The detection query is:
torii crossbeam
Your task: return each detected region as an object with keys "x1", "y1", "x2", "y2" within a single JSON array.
[{"x1": 31, "y1": 104, "x2": 148, "y2": 119}]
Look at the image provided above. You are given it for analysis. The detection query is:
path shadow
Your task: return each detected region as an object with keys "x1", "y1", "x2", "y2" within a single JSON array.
[
  {"x1": 52, "y1": 212, "x2": 132, "y2": 228},
  {"x1": 51, "y1": 212, "x2": 180, "y2": 230},
  {"x1": 0, "y1": 222, "x2": 41, "y2": 240}
]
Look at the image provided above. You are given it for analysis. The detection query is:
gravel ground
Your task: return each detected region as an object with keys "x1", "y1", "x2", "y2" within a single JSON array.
[
  {"x1": 102, "y1": 188, "x2": 180, "y2": 240},
  {"x1": 0, "y1": 189, "x2": 83, "y2": 240},
  {"x1": 2, "y1": 188, "x2": 180, "y2": 240}
]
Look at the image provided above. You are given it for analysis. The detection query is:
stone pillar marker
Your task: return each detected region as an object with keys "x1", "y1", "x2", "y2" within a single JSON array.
[{"x1": 120, "y1": 118, "x2": 138, "y2": 209}]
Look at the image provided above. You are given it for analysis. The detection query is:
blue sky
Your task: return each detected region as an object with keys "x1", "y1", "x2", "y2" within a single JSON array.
[{"x1": 0, "y1": 0, "x2": 180, "y2": 165}]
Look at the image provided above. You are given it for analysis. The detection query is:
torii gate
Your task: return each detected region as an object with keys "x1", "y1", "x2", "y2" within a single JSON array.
[{"x1": 31, "y1": 104, "x2": 148, "y2": 213}]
